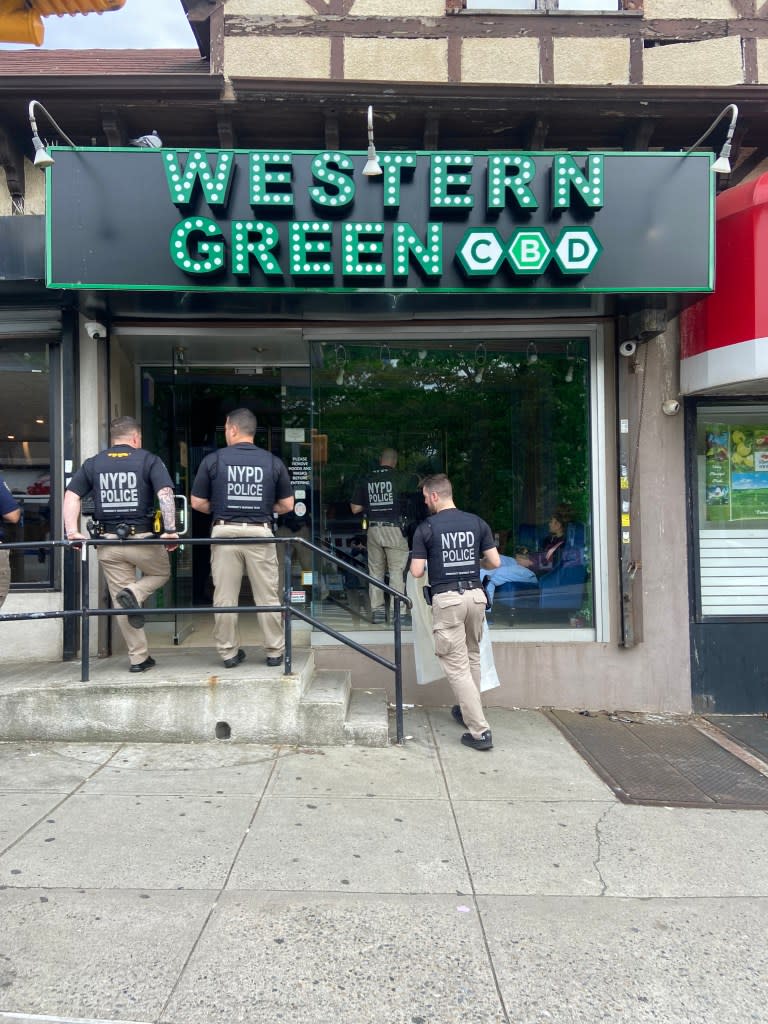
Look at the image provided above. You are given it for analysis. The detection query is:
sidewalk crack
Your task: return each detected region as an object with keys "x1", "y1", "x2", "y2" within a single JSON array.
[{"x1": 593, "y1": 803, "x2": 616, "y2": 895}]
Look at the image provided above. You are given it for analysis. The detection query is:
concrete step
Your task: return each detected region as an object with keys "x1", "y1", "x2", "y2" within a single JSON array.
[
  {"x1": 297, "y1": 671, "x2": 390, "y2": 747},
  {"x1": 0, "y1": 649, "x2": 315, "y2": 745},
  {"x1": 0, "y1": 649, "x2": 390, "y2": 746},
  {"x1": 343, "y1": 687, "x2": 390, "y2": 747},
  {"x1": 297, "y1": 669, "x2": 351, "y2": 746}
]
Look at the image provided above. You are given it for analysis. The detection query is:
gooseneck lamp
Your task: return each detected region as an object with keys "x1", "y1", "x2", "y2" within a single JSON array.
[
  {"x1": 363, "y1": 105, "x2": 383, "y2": 177},
  {"x1": 28, "y1": 100, "x2": 76, "y2": 169},
  {"x1": 685, "y1": 103, "x2": 739, "y2": 176}
]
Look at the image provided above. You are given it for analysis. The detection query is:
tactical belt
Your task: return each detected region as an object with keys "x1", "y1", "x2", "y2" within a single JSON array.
[
  {"x1": 430, "y1": 579, "x2": 484, "y2": 596},
  {"x1": 88, "y1": 520, "x2": 152, "y2": 538},
  {"x1": 213, "y1": 519, "x2": 271, "y2": 527}
]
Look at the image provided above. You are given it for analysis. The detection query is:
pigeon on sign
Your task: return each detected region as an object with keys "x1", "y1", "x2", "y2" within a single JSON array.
[{"x1": 129, "y1": 131, "x2": 162, "y2": 148}]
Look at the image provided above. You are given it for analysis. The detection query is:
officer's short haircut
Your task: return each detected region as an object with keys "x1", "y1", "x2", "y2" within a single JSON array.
[
  {"x1": 110, "y1": 415, "x2": 140, "y2": 443},
  {"x1": 422, "y1": 473, "x2": 452, "y2": 498},
  {"x1": 227, "y1": 407, "x2": 257, "y2": 437}
]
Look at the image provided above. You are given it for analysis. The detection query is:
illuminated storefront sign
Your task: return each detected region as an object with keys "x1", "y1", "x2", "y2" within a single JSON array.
[{"x1": 46, "y1": 148, "x2": 713, "y2": 294}]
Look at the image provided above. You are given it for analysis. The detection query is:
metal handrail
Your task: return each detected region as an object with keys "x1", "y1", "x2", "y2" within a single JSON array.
[{"x1": 0, "y1": 533, "x2": 413, "y2": 743}]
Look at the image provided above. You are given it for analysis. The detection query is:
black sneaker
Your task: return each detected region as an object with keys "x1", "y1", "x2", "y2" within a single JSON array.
[
  {"x1": 129, "y1": 656, "x2": 156, "y2": 674},
  {"x1": 223, "y1": 649, "x2": 246, "y2": 669},
  {"x1": 116, "y1": 588, "x2": 145, "y2": 629},
  {"x1": 451, "y1": 705, "x2": 466, "y2": 728},
  {"x1": 461, "y1": 730, "x2": 493, "y2": 751},
  {"x1": 371, "y1": 609, "x2": 386, "y2": 624},
  {"x1": 265, "y1": 654, "x2": 284, "y2": 667}
]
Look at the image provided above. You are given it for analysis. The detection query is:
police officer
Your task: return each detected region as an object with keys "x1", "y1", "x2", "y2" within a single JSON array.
[
  {"x1": 350, "y1": 447, "x2": 409, "y2": 624},
  {"x1": 191, "y1": 408, "x2": 294, "y2": 669},
  {"x1": 409, "y1": 473, "x2": 500, "y2": 751},
  {"x1": 0, "y1": 472, "x2": 22, "y2": 609},
  {"x1": 63, "y1": 415, "x2": 178, "y2": 673}
]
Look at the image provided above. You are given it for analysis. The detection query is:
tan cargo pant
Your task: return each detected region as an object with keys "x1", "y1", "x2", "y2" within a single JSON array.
[
  {"x1": 367, "y1": 524, "x2": 408, "y2": 613},
  {"x1": 98, "y1": 534, "x2": 170, "y2": 666},
  {"x1": 210, "y1": 522, "x2": 283, "y2": 661},
  {"x1": 276, "y1": 523, "x2": 313, "y2": 576},
  {"x1": 431, "y1": 588, "x2": 490, "y2": 739}
]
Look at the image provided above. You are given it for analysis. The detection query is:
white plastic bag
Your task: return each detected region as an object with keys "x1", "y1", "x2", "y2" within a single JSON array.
[{"x1": 408, "y1": 574, "x2": 500, "y2": 691}]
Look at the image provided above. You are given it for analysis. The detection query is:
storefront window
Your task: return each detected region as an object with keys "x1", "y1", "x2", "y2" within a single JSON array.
[
  {"x1": 313, "y1": 337, "x2": 593, "y2": 630},
  {"x1": 695, "y1": 403, "x2": 768, "y2": 618},
  {"x1": 0, "y1": 341, "x2": 52, "y2": 588}
]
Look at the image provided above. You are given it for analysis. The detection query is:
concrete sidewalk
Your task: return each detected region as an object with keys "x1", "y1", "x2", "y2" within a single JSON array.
[{"x1": 1, "y1": 708, "x2": 767, "y2": 1024}]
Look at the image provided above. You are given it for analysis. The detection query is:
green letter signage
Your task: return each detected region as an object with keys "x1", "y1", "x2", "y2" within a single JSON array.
[
  {"x1": 488, "y1": 155, "x2": 538, "y2": 211},
  {"x1": 342, "y1": 222, "x2": 385, "y2": 278},
  {"x1": 393, "y1": 223, "x2": 442, "y2": 278},
  {"x1": 47, "y1": 148, "x2": 714, "y2": 294},
  {"x1": 164, "y1": 151, "x2": 234, "y2": 207},
  {"x1": 289, "y1": 221, "x2": 333, "y2": 276},
  {"x1": 380, "y1": 154, "x2": 417, "y2": 208},
  {"x1": 430, "y1": 154, "x2": 474, "y2": 209},
  {"x1": 552, "y1": 155, "x2": 604, "y2": 210},
  {"x1": 309, "y1": 152, "x2": 356, "y2": 208},
  {"x1": 231, "y1": 220, "x2": 282, "y2": 277},
  {"x1": 249, "y1": 152, "x2": 294, "y2": 207},
  {"x1": 169, "y1": 217, "x2": 225, "y2": 274}
]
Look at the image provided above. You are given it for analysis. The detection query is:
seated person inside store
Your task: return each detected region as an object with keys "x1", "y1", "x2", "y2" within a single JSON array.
[
  {"x1": 481, "y1": 547, "x2": 537, "y2": 607},
  {"x1": 517, "y1": 512, "x2": 569, "y2": 575},
  {"x1": 481, "y1": 511, "x2": 573, "y2": 611}
]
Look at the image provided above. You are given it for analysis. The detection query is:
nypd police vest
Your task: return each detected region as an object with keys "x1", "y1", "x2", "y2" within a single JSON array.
[
  {"x1": 209, "y1": 446, "x2": 278, "y2": 522},
  {"x1": 414, "y1": 509, "x2": 494, "y2": 587},
  {"x1": 89, "y1": 447, "x2": 156, "y2": 526}
]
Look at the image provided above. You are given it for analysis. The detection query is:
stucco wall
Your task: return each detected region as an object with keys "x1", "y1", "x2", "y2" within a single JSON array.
[
  {"x1": 554, "y1": 37, "x2": 629, "y2": 86},
  {"x1": 350, "y1": 0, "x2": 445, "y2": 13},
  {"x1": 644, "y1": 0, "x2": 737, "y2": 17},
  {"x1": 222, "y1": 0, "x2": 752, "y2": 89},
  {"x1": 227, "y1": 0, "x2": 311, "y2": 13},
  {"x1": 643, "y1": 36, "x2": 744, "y2": 87},
  {"x1": 225, "y1": 35, "x2": 331, "y2": 79},
  {"x1": 345, "y1": 37, "x2": 448, "y2": 82},
  {"x1": 462, "y1": 37, "x2": 539, "y2": 85}
]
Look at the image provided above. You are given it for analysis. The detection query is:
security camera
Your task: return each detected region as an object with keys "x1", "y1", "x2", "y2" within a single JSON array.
[
  {"x1": 85, "y1": 321, "x2": 107, "y2": 340},
  {"x1": 619, "y1": 340, "x2": 637, "y2": 358},
  {"x1": 662, "y1": 399, "x2": 681, "y2": 416}
]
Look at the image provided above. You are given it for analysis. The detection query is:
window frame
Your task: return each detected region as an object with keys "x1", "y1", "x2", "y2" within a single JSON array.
[{"x1": 305, "y1": 322, "x2": 610, "y2": 643}]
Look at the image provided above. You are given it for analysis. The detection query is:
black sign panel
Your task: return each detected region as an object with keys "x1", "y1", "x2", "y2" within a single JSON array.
[{"x1": 46, "y1": 148, "x2": 713, "y2": 294}]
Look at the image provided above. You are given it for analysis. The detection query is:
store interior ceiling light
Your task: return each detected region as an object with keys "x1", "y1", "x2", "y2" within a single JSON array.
[
  {"x1": 474, "y1": 342, "x2": 487, "y2": 384},
  {"x1": 685, "y1": 103, "x2": 739, "y2": 175},
  {"x1": 28, "y1": 99, "x2": 76, "y2": 169},
  {"x1": 565, "y1": 341, "x2": 575, "y2": 383},
  {"x1": 334, "y1": 344, "x2": 347, "y2": 385}
]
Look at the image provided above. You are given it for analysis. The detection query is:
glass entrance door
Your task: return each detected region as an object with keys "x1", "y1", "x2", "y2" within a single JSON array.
[{"x1": 141, "y1": 364, "x2": 312, "y2": 646}]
